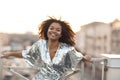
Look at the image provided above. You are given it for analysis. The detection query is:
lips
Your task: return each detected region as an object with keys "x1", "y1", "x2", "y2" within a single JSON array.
[{"x1": 51, "y1": 33, "x2": 57, "y2": 37}]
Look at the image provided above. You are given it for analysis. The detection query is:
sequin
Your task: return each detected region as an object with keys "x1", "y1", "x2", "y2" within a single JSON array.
[{"x1": 22, "y1": 39, "x2": 83, "y2": 80}]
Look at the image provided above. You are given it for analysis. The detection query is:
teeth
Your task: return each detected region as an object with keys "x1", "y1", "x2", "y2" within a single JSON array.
[{"x1": 51, "y1": 33, "x2": 55, "y2": 36}]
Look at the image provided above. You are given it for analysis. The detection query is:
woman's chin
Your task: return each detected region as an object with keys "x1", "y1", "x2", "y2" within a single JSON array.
[{"x1": 49, "y1": 38, "x2": 59, "y2": 41}]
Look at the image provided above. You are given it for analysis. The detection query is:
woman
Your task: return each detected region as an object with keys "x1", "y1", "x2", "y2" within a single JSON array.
[{"x1": 0, "y1": 17, "x2": 91, "y2": 80}]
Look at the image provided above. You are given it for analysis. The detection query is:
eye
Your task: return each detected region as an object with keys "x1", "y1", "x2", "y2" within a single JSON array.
[
  {"x1": 57, "y1": 29, "x2": 60, "y2": 31},
  {"x1": 49, "y1": 27, "x2": 53, "y2": 30}
]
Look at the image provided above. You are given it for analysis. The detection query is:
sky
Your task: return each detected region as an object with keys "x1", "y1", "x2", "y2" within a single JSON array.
[{"x1": 0, "y1": 0, "x2": 120, "y2": 34}]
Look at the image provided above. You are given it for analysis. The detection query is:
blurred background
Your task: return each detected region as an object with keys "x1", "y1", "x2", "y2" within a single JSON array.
[{"x1": 0, "y1": 0, "x2": 120, "y2": 80}]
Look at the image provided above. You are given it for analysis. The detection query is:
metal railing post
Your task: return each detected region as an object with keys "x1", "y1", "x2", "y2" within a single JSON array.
[
  {"x1": 91, "y1": 61, "x2": 95, "y2": 80},
  {"x1": 81, "y1": 61, "x2": 85, "y2": 80},
  {"x1": 0, "y1": 59, "x2": 3, "y2": 80},
  {"x1": 103, "y1": 59, "x2": 107, "y2": 80}
]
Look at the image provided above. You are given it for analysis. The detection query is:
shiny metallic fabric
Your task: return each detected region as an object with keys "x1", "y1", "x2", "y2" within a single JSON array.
[{"x1": 22, "y1": 39, "x2": 83, "y2": 80}]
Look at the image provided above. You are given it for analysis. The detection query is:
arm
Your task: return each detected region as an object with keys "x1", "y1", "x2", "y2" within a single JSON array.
[
  {"x1": 75, "y1": 48, "x2": 92, "y2": 62},
  {"x1": 0, "y1": 51, "x2": 23, "y2": 58}
]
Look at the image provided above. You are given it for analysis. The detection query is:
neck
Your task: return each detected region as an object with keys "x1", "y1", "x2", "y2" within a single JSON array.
[{"x1": 48, "y1": 40, "x2": 59, "y2": 49}]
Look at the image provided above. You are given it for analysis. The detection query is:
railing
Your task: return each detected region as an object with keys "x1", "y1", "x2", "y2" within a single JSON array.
[
  {"x1": 0, "y1": 58, "x2": 107, "y2": 80},
  {"x1": 0, "y1": 58, "x2": 34, "y2": 80},
  {"x1": 2, "y1": 66, "x2": 31, "y2": 80},
  {"x1": 80, "y1": 58, "x2": 107, "y2": 80}
]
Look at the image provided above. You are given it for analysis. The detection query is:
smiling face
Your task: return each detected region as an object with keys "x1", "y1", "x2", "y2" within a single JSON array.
[{"x1": 47, "y1": 22, "x2": 62, "y2": 41}]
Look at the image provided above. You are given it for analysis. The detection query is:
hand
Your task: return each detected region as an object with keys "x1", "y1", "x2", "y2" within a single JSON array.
[
  {"x1": 83, "y1": 55, "x2": 92, "y2": 62},
  {"x1": 0, "y1": 52, "x2": 11, "y2": 58}
]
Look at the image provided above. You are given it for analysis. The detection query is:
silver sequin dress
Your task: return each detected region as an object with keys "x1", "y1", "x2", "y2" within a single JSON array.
[{"x1": 22, "y1": 39, "x2": 83, "y2": 80}]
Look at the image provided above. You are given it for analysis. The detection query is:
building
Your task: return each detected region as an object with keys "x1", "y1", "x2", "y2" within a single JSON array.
[
  {"x1": 75, "y1": 22, "x2": 112, "y2": 57},
  {"x1": 111, "y1": 19, "x2": 120, "y2": 54}
]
